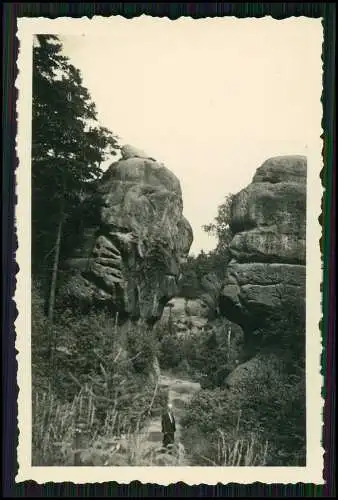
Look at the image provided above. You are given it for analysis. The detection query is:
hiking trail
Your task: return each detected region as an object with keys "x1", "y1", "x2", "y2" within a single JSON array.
[{"x1": 142, "y1": 372, "x2": 201, "y2": 464}]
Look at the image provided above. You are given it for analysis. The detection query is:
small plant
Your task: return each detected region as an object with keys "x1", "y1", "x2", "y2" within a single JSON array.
[
  {"x1": 32, "y1": 383, "x2": 183, "y2": 467},
  {"x1": 32, "y1": 292, "x2": 169, "y2": 466},
  {"x1": 181, "y1": 410, "x2": 270, "y2": 467},
  {"x1": 215, "y1": 430, "x2": 269, "y2": 466},
  {"x1": 32, "y1": 387, "x2": 99, "y2": 466}
]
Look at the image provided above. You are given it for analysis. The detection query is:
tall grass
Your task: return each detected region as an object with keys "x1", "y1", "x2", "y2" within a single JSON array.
[
  {"x1": 32, "y1": 386, "x2": 123, "y2": 466},
  {"x1": 182, "y1": 409, "x2": 270, "y2": 467},
  {"x1": 32, "y1": 386, "x2": 186, "y2": 466},
  {"x1": 31, "y1": 290, "x2": 171, "y2": 465},
  {"x1": 104, "y1": 427, "x2": 187, "y2": 466},
  {"x1": 215, "y1": 411, "x2": 269, "y2": 466},
  {"x1": 187, "y1": 429, "x2": 270, "y2": 467},
  {"x1": 215, "y1": 430, "x2": 269, "y2": 466}
]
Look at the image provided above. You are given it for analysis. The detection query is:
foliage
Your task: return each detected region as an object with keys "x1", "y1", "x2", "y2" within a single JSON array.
[
  {"x1": 203, "y1": 193, "x2": 235, "y2": 254},
  {"x1": 196, "y1": 319, "x2": 244, "y2": 387},
  {"x1": 156, "y1": 317, "x2": 244, "y2": 386},
  {"x1": 33, "y1": 35, "x2": 119, "y2": 186},
  {"x1": 178, "y1": 194, "x2": 234, "y2": 302},
  {"x1": 182, "y1": 417, "x2": 269, "y2": 466},
  {"x1": 32, "y1": 386, "x2": 181, "y2": 467},
  {"x1": 32, "y1": 280, "x2": 50, "y2": 391},
  {"x1": 157, "y1": 334, "x2": 186, "y2": 369},
  {"x1": 32, "y1": 281, "x2": 169, "y2": 465},
  {"x1": 180, "y1": 294, "x2": 306, "y2": 466},
  {"x1": 181, "y1": 362, "x2": 304, "y2": 467},
  {"x1": 32, "y1": 34, "x2": 120, "y2": 279},
  {"x1": 126, "y1": 322, "x2": 159, "y2": 375},
  {"x1": 32, "y1": 388, "x2": 93, "y2": 466},
  {"x1": 179, "y1": 264, "x2": 200, "y2": 300},
  {"x1": 179, "y1": 250, "x2": 230, "y2": 301},
  {"x1": 156, "y1": 316, "x2": 202, "y2": 377}
]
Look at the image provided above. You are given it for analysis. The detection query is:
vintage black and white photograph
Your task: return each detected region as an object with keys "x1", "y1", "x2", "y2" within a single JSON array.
[{"x1": 16, "y1": 16, "x2": 323, "y2": 484}]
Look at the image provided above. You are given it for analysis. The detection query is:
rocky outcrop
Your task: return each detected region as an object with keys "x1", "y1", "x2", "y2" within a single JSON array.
[
  {"x1": 62, "y1": 145, "x2": 193, "y2": 324},
  {"x1": 221, "y1": 155, "x2": 307, "y2": 334},
  {"x1": 159, "y1": 297, "x2": 209, "y2": 336},
  {"x1": 219, "y1": 156, "x2": 307, "y2": 465}
]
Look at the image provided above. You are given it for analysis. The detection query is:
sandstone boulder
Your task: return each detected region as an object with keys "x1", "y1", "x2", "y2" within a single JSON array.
[
  {"x1": 121, "y1": 144, "x2": 156, "y2": 161},
  {"x1": 62, "y1": 146, "x2": 193, "y2": 324},
  {"x1": 198, "y1": 155, "x2": 307, "y2": 466},
  {"x1": 159, "y1": 297, "x2": 209, "y2": 336},
  {"x1": 252, "y1": 155, "x2": 307, "y2": 184},
  {"x1": 221, "y1": 155, "x2": 307, "y2": 334}
]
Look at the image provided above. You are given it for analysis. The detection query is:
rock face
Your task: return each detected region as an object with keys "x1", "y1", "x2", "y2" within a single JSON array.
[
  {"x1": 62, "y1": 145, "x2": 193, "y2": 324},
  {"x1": 221, "y1": 155, "x2": 307, "y2": 333},
  {"x1": 219, "y1": 156, "x2": 307, "y2": 465},
  {"x1": 159, "y1": 297, "x2": 209, "y2": 336}
]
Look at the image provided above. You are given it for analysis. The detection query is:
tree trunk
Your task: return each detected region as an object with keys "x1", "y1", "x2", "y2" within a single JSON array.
[
  {"x1": 48, "y1": 202, "x2": 64, "y2": 325},
  {"x1": 47, "y1": 198, "x2": 65, "y2": 386}
]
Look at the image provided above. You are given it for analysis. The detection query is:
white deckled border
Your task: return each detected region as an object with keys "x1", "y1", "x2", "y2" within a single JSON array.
[{"x1": 15, "y1": 15, "x2": 324, "y2": 485}]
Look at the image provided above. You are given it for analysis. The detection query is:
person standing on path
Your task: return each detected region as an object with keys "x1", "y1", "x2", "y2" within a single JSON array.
[{"x1": 161, "y1": 403, "x2": 176, "y2": 450}]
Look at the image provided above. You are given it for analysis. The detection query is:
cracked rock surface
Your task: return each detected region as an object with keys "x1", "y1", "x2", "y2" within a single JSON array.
[
  {"x1": 221, "y1": 155, "x2": 307, "y2": 329},
  {"x1": 62, "y1": 145, "x2": 193, "y2": 324}
]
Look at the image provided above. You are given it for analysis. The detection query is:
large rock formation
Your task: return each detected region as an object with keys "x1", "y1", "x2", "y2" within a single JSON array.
[
  {"x1": 219, "y1": 155, "x2": 307, "y2": 465},
  {"x1": 159, "y1": 297, "x2": 209, "y2": 336},
  {"x1": 62, "y1": 145, "x2": 193, "y2": 324},
  {"x1": 221, "y1": 155, "x2": 307, "y2": 336}
]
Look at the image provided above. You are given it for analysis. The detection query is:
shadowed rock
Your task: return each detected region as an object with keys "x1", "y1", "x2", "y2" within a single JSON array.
[
  {"x1": 221, "y1": 155, "x2": 307, "y2": 331},
  {"x1": 218, "y1": 156, "x2": 307, "y2": 465},
  {"x1": 61, "y1": 146, "x2": 193, "y2": 324}
]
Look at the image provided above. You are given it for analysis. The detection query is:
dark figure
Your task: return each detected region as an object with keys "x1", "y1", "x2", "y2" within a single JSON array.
[{"x1": 161, "y1": 403, "x2": 176, "y2": 449}]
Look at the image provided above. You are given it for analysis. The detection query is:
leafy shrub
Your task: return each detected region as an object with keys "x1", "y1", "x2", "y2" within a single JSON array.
[
  {"x1": 32, "y1": 280, "x2": 51, "y2": 392},
  {"x1": 181, "y1": 350, "x2": 305, "y2": 466},
  {"x1": 32, "y1": 383, "x2": 169, "y2": 466},
  {"x1": 179, "y1": 284, "x2": 306, "y2": 466},
  {"x1": 158, "y1": 334, "x2": 184, "y2": 369},
  {"x1": 32, "y1": 387, "x2": 96, "y2": 466},
  {"x1": 157, "y1": 318, "x2": 244, "y2": 385},
  {"x1": 180, "y1": 388, "x2": 269, "y2": 466},
  {"x1": 193, "y1": 319, "x2": 244, "y2": 386},
  {"x1": 32, "y1": 283, "x2": 167, "y2": 465},
  {"x1": 126, "y1": 322, "x2": 159, "y2": 375}
]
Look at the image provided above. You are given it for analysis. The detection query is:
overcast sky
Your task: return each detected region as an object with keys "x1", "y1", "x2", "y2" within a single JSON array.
[{"x1": 58, "y1": 17, "x2": 322, "y2": 255}]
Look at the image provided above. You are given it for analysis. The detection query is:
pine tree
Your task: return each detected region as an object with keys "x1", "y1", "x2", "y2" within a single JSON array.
[{"x1": 32, "y1": 35, "x2": 120, "y2": 377}]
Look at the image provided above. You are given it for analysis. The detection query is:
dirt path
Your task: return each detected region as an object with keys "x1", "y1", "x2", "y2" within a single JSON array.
[
  {"x1": 82, "y1": 372, "x2": 201, "y2": 466},
  {"x1": 142, "y1": 373, "x2": 200, "y2": 463}
]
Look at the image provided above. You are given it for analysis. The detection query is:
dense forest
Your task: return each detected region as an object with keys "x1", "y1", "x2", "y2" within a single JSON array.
[{"x1": 32, "y1": 35, "x2": 306, "y2": 467}]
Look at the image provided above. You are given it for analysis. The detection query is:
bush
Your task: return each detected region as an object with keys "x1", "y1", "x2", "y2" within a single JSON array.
[
  {"x1": 32, "y1": 285, "x2": 167, "y2": 465},
  {"x1": 32, "y1": 387, "x2": 97, "y2": 466},
  {"x1": 179, "y1": 285, "x2": 306, "y2": 466},
  {"x1": 193, "y1": 319, "x2": 244, "y2": 386},
  {"x1": 32, "y1": 280, "x2": 51, "y2": 392},
  {"x1": 33, "y1": 306, "x2": 159, "y2": 402},
  {"x1": 32, "y1": 382, "x2": 169, "y2": 466},
  {"x1": 180, "y1": 388, "x2": 270, "y2": 466},
  {"x1": 157, "y1": 318, "x2": 244, "y2": 385},
  {"x1": 158, "y1": 334, "x2": 184, "y2": 369},
  {"x1": 181, "y1": 350, "x2": 306, "y2": 466},
  {"x1": 126, "y1": 322, "x2": 159, "y2": 375}
]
